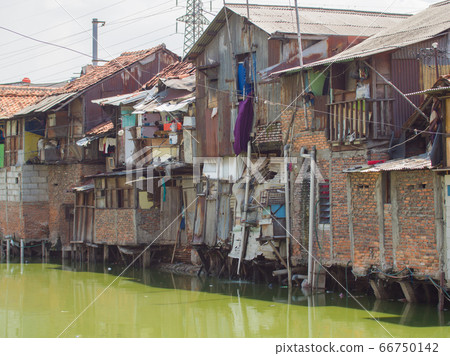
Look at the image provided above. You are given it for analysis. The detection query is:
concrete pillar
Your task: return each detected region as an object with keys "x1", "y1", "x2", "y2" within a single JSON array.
[
  {"x1": 20, "y1": 239, "x2": 24, "y2": 264},
  {"x1": 369, "y1": 279, "x2": 389, "y2": 300},
  {"x1": 6, "y1": 238, "x2": 10, "y2": 263},
  {"x1": 399, "y1": 281, "x2": 418, "y2": 303}
]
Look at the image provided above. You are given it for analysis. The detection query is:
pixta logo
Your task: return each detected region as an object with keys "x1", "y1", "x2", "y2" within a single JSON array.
[{"x1": 125, "y1": 147, "x2": 173, "y2": 194}]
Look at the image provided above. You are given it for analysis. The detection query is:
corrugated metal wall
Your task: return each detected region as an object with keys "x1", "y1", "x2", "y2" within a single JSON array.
[
  {"x1": 391, "y1": 59, "x2": 421, "y2": 135},
  {"x1": 391, "y1": 34, "x2": 449, "y2": 135}
]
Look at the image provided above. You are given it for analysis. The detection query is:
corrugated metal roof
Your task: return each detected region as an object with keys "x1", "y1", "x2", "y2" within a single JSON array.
[
  {"x1": 14, "y1": 92, "x2": 77, "y2": 116},
  {"x1": 143, "y1": 61, "x2": 195, "y2": 89},
  {"x1": 91, "y1": 91, "x2": 148, "y2": 106},
  {"x1": 275, "y1": 1, "x2": 450, "y2": 75},
  {"x1": 345, "y1": 154, "x2": 432, "y2": 173},
  {"x1": 227, "y1": 4, "x2": 408, "y2": 36},
  {"x1": 186, "y1": 4, "x2": 408, "y2": 59}
]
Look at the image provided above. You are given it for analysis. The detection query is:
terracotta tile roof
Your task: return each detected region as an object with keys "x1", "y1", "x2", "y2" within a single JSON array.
[
  {"x1": 54, "y1": 44, "x2": 172, "y2": 95},
  {"x1": 0, "y1": 85, "x2": 55, "y2": 119},
  {"x1": 143, "y1": 61, "x2": 195, "y2": 89},
  {"x1": 85, "y1": 120, "x2": 114, "y2": 136}
]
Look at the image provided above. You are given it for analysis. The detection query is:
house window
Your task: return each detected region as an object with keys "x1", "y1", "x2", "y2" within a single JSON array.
[
  {"x1": 48, "y1": 114, "x2": 56, "y2": 127},
  {"x1": 95, "y1": 176, "x2": 135, "y2": 209},
  {"x1": 382, "y1": 172, "x2": 391, "y2": 204},
  {"x1": 319, "y1": 180, "x2": 330, "y2": 224},
  {"x1": 208, "y1": 79, "x2": 218, "y2": 108},
  {"x1": 236, "y1": 52, "x2": 256, "y2": 99},
  {"x1": 4, "y1": 119, "x2": 21, "y2": 166}
]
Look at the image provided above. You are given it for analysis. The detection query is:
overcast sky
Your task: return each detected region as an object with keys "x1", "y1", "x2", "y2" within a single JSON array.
[{"x1": 0, "y1": 0, "x2": 441, "y2": 84}]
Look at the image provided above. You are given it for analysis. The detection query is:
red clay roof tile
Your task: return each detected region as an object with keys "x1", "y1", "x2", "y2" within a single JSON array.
[{"x1": 0, "y1": 85, "x2": 55, "y2": 119}]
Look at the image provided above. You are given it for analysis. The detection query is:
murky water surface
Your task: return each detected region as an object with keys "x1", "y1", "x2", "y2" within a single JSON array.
[{"x1": 0, "y1": 261, "x2": 449, "y2": 337}]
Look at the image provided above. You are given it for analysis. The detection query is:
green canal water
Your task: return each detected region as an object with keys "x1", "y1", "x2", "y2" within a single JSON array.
[{"x1": 0, "y1": 261, "x2": 449, "y2": 338}]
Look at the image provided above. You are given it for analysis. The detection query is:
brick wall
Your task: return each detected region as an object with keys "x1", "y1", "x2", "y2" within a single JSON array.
[
  {"x1": 136, "y1": 207, "x2": 161, "y2": 244},
  {"x1": 330, "y1": 153, "x2": 367, "y2": 265},
  {"x1": 0, "y1": 201, "x2": 23, "y2": 239},
  {"x1": 48, "y1": 163, "x2": 104, "y2": 244},
  {"x1": 23, "y1": 202, "x2": 49, "y2": 240},
  {"x1": 94, "y1": 208, "x2": 136, "y2": 245},
  {"x1": 348, "y1": 170, "x2": 440, "y2": 277},
  {"x1": 394, "y1": 170, "x2": 439, "y2": 276},
  {"x1": 350, "y1": 173, "x2": 380, "y2": 271}
]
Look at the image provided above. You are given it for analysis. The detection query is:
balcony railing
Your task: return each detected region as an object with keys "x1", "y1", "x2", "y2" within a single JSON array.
[{"x1": 328, "y1": 98, "x2": 394, "y2": 143}]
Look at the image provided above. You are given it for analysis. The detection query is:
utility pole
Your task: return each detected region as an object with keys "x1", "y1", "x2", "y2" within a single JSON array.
[
  {"x1": 92, "y1": 18, "x2": 105, "y2": 66},
  {"x1": 177, "y1": 0, "x2": 210, "y2": 57},
  {"x1": 293, "y1": 0, "x2": 309, "y2": 130}
]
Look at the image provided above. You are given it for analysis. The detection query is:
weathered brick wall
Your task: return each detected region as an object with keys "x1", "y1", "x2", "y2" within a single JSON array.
[
  {"x1": 280, "y1": 107, "x2": 329, "y2": 153},
  {"x1": 0, "y1": 201, "x2": 23, "y2": 239},
  {"x1": 394, "y1": 170, "x2": 439, "y2": 276},
  {"x1": 23, "y1": 202, "x2": 49, "y2": 240},
  {"x1": 330, "y1": 153, "x2": 367, "y2": 265},
  {"x1": 347, "y1": 170, "x2": 440, "y2": 277},
  {"x1": 136, "y1": 207, "x2": 161, "y2": 244},
  {"x1": 48, "y1": 163, "x2": 104, "y2": 244},
  {"x1": 384, "y1": 203, "x2": 394, "y2": 268},
  {"x1": 94, "y1": 208, "x2": 136, "y2": 245},
  {"x1": 350, "y1": 173, "x2": 380, "y2": 271}
]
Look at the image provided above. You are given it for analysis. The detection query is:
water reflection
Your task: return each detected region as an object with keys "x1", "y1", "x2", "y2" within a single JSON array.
[{"x1": 0, "y1": 261, "x2": 449, "y2": 337}]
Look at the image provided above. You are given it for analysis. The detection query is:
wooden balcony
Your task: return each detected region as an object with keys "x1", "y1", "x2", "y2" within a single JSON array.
[{"x1": 328, "y1": 98, "x2": 394, "y2": 143}]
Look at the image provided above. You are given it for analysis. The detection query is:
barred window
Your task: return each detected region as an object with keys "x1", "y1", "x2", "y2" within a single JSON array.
[{"x1": 319, "y1": 180, "x2": 330, "y2": 224}]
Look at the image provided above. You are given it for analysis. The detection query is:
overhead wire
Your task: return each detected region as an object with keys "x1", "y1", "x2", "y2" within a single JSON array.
[
  {"x1": 0, "y1": 0, "x2": 127, "y2": 48},
  {"x1": 0, "y1": 1, "x2": 186, "y2": 81},
  {"x1": 0, "y1": 25, "x2": 92, "y2": 58}
]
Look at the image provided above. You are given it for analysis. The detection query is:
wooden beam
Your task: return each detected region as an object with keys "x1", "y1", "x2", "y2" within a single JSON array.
[{"x1": 268, "y1": 240, "x2": 288, "y2": 269}]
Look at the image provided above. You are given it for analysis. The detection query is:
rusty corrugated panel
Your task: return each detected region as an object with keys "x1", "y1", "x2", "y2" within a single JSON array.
[
  {"x1": 268, "y1": 39, "x2": 281, "y2": 67},
  {"x1": 276, "y1": 4, "x2": 449, "y2": 75},
  {"x1": 391, "y1": 59, "x2": 421, "y2": 135},
  {"x1": 346, "y1": 154, "x2": 431, "y2": 173},
  {"x1": 218, "y1": 91, "x2": 232, "y2": 157}
]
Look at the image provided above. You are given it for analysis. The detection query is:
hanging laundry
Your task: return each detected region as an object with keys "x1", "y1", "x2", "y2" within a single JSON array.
[
  {"x1": 162, "y1": 177, "x2": 166, "y2": 202},
  {"x1": 233, "y1": 95, "x2": 254, "y2": 155},
  {"x1": 104, "y1": 138, "x2": 116, "y2": 154}
]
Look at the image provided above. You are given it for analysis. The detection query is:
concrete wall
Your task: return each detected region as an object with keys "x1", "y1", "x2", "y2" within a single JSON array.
[
  {"x1": 22, "y1": 165, "x2": 48, "y2": 202},
  {"x1": 0, "y1": 166, "x2": 49, "y2": 240}
]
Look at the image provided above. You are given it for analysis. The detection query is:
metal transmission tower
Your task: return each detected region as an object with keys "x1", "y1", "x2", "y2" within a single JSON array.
[{"x1": 177, "y1": 0, "x2": 210, "y2": 57}]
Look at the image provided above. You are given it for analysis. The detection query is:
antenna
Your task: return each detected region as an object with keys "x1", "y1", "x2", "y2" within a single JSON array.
[{"x1": 177, "y1": 0, "x2": 210, "y2": 57}]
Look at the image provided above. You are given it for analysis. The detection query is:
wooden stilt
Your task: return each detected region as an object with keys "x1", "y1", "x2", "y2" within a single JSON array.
[
  {"x1": 103, "y1": 245, "x2": 109, "y2": 264},
  {"x1": 0, "y1": 239, "x2": 3, "y2": 263},
  {"x1": 171, "y1": 242, "x2": 177, "y2": 264},
  {"x1": 142, "y1": 249, "x2": 151, "y2": 268},
  {"x1": 439, "y1": 271, "x2": 445, "y2": 311},
  {"x1": 42, "y1": 241, "x2": 46, "y2": 262}
]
